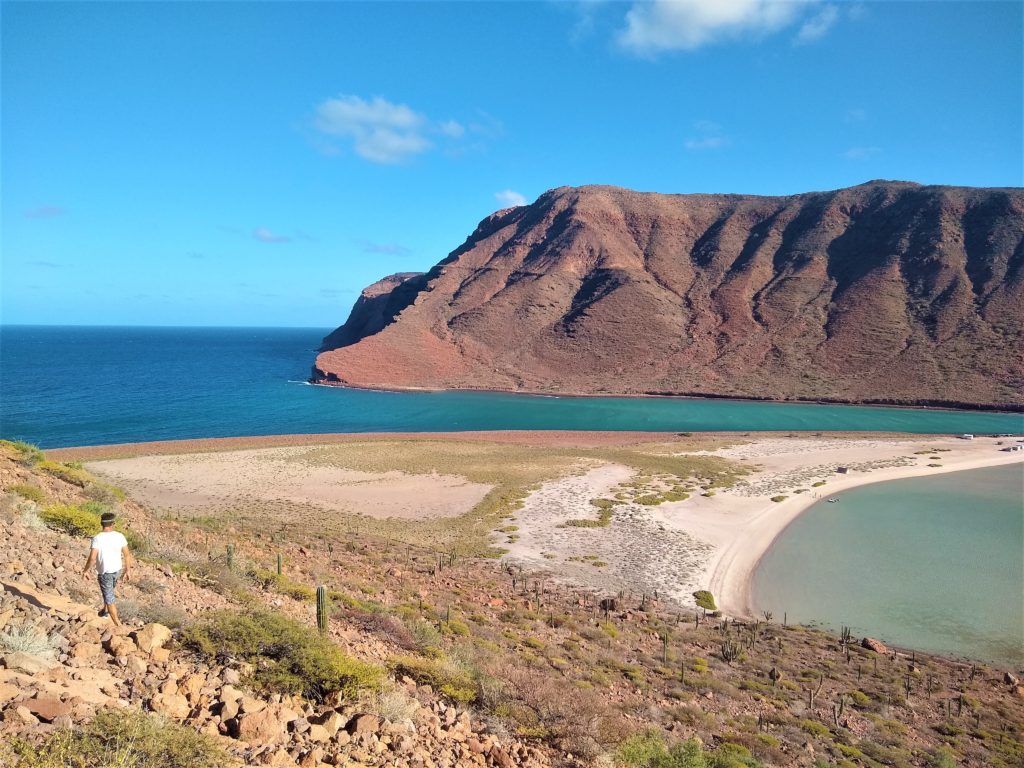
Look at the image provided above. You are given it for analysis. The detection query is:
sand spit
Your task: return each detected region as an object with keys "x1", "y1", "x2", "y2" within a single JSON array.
[
  {"x1": 504, "y1": 436, "x2": 1023, "y2": 617},
  {"x1": 87, "y1": 446, "x2": 492, "y2": 521}
]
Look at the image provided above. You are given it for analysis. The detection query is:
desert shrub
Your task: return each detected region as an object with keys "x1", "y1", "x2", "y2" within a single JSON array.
[
  {"x1": 40, "y1": 503, "x2": 101, "y2": 536},
  {"x1": 137, "y1": 602, "x2": 191, "y2": 630},
  {"x1": 801, "y1": 719, "x2": 831, "y2": 738},
  {"x1": 250, "y1": 568, "x2": 315, "y2": 601},
  {"x1": 182, "y1": 609, "x2": 381, "y2": 700},
  {"x1": 615, "y1": 730, "x2": 763, "y2": 767},
  {"x1": 404, "y1": 618, "x2": 443, "y2": 655},
  {"x1": 480, "y1": 660, "x2": 628, "y2": 757},
  {"x1": 927, "y1": 748, "x2": 958, "y2": 768},
  {"x1": 10, "y1": 484, "x2": 46, "y2": 503},
  {"x1": 692, "y1": 590, "x2": 717, "y2": 612},
  {"x1": 0, "y1": 622, "x2": 58, "y2": 658},
  {"x1": 390, "y1": 654, "x2": 478, "y2": 704},
  {"x1": 84, "y1": 481, "x2": 127, "y2": 505},
  {"x1": 361, "y1": 683, "x2": 420, "y2": 723},
  {"x1": 1, "y1": 440, "x2": 44, "y2": 466},
  {"x1": 38, "y1": 460, "x2": 93, "y2": 487},
  {"x1": 3, "y1": 708, "x2": 232, "y2": 768},
  {"x1": 344, "y1": 609, "x2": 418, "y2": 650},
  {"x1": 770, "y1": 495, "x2": 787, "y2": 503}
]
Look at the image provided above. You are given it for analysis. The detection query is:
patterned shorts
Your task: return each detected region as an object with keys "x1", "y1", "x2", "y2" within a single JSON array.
[{"x1": 98, "y1": 570, "x2": 120, "y2": 604}]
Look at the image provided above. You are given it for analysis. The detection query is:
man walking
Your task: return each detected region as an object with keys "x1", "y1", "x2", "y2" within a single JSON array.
[{"x1": 82, "y1": 511, "x2": 131, "y2": 625}]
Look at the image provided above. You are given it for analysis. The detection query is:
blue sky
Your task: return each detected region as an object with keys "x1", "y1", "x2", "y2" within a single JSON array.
[{"x1": 2, "y1": 0, "x2": 1021, "y2": 327}]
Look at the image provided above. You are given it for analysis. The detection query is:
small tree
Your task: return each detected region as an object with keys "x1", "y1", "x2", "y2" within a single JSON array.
[{"x1": 693, "y1": 590, "x2": 717, "y2": 616}]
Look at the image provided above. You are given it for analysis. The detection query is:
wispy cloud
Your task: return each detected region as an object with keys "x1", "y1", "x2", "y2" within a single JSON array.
[
  {"x1": 618, "y1": 0, "x2": 811, "y2": 55},
  {"x1": 796, "y1": 4, "x2": 839, "y2": 43},
  {"x1": 253, "y1": 227, "x2": 291, "y2": 243},
  {"x1": 843, "y1": 146, "x2": 882, "y2": 161},
  {"x1": 684, "y1": 120, "x2": 729, "y2": 151},
  {"x1": 25, "y1": 205, "x2": 67, "y2": 219},
  {"x1": 495, "y1": 189, "x2": 528, "y2": 208},
  {"x1": 359, "y1": 240, "x2": 411, "y2": 256},
  {"x1": 312, "y1": 95, "x2": 473, "y2": 164}
]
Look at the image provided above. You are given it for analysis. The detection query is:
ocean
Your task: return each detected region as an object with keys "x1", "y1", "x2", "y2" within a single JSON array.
[
  {"x1": 752, "y1": 464, "x2": 1024, "y2": 666},
  {"x1": 1, "y1": 325, "x2": 1022, "y2": 449}
]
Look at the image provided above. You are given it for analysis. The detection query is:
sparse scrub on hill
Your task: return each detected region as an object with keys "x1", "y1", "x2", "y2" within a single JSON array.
[
  {"x1": 390, "y1": 654, "x2": 478, "y2": 704},
  {"x1": 1, "y1": 439, "x2": 45, "y2": 466},
  {"x1": 37, "y1": 459, "x2": 94, "y2": 487},
  {"x1": 38, "y1": 501, "x2": 148, "y2": 552},
  {"x1": 9, "y1": 484, "x2": 47, "y2": 503},
  {"x1": 615, "y1": 729, "x2": 765, "y2": 767},
  {"x1": 2, "y1": 708, "x2": 233, "y2": 768},
  {"x1": 182, "y1": 609, "x2": 382, "y2": 700}
]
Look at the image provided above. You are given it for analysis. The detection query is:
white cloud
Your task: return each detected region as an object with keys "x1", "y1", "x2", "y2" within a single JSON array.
[
  {"x1": 684, "y1": 120, "x2": 729, "y2": 151},
  {"x1": 253, "y1": 227, "x2": 291, "y2": 243},
  {"x1": 314, "y1": 95, "x2": 431, "y2": 164},
  {"x1": 618, "y1": 0, "x2": 810, "y2": 55},
  {"x1": 796, "y1": 4, "x2": 839, "y2": 43},
  {"x1": 495, "y1": 189, "x2": 528, "y2": 208},
  {"x1": 439, "y1": 119, "x2": 465, "y2": 138},
  {"x1": 312, "y1": 95, "x2": 480, "y2": 164},
  {"x1": 842, "y1": 146, "x2": 882, "y2": 161}
]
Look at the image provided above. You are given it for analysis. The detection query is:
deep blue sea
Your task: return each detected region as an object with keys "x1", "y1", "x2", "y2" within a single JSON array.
[{"x1": 1, "y1": 326, "x2": 1022, "y2": 448}]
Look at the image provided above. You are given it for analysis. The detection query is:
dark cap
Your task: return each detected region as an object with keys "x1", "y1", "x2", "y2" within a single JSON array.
[{"x1": 100, "y1": 511, "x2": 116, "y2": 526}]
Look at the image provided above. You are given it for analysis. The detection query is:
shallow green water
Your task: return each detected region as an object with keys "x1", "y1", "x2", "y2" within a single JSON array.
[{"x1": 752, "y1": 464, "x2": 1024, "y2": 666}]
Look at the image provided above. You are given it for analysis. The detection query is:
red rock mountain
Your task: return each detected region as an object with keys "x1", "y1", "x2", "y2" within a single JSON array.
[{"x1": 314, "y1": 182, "x2": 1024, "y2": 409}]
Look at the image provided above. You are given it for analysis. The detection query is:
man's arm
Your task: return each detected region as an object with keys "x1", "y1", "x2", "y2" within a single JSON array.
[
  {"x1": 82, "y1": 548, "x2": 97, "y2": 576},
  {"x1": 121, "y1": 545, "x2": 132, "y2": 581}
]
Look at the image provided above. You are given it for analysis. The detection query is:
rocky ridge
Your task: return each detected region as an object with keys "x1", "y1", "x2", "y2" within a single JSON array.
[{"x1": 315, "y1": 182, "x2": 1024, "y2": 409}]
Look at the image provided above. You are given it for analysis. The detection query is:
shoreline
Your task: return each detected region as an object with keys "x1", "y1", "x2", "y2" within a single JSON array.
[
  {"x1": 708, "y1": 447, "x2": 1024, "y2": 620},
  {"x1": 308, "y1": 379, "x2": 1024, "y2": 415}
]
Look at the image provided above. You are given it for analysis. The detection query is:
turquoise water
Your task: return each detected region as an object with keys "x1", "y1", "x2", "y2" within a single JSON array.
[
  {"x1": 1, "y1": 326, "x2": 1021, "y2": 449},
  {"x1": 752, "y1": 465, "x2": 1024, "y2": 665}
]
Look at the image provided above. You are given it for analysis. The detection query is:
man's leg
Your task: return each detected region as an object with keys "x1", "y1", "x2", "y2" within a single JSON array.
[
  {"x1": 106, "y1": 603, "x2": 121, "y2": 626},
  {"x1": 99, "y1": 572, "x2": 122, "y2": 625}
]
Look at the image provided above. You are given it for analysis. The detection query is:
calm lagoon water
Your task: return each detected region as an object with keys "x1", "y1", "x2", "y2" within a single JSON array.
[
  {"x1": 1, "y1": 326, "x2": 1022, "y2": 449},
  {"x1": 752, "y1": 464, "x2": 1024, "y2": 666}
]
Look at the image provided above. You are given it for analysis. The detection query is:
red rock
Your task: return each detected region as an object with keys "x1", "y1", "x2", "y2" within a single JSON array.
[
  {"x1": 314, "y1": 183, "x2": 1024, "y2": 409},
  {"x1": 25, "y1": 696, "x2": 71, "y2": 723},
  {"x1": 346, "y1": 713, "x2": 379, "y2": 735},
  {"x1": 862, "y1": 637, "x2": 888, "y2": 654}
]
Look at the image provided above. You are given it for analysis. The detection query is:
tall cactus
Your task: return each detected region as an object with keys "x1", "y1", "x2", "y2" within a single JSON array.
[
  {"x1": 316, "y1": 585, "x2": 328, "y2": 634},
  {"x1": 226, "y1": 544, "x2": 234, "y2": 570},
  {"x1": 276, "y1": 552, "x2": 282, "y2": 575}
]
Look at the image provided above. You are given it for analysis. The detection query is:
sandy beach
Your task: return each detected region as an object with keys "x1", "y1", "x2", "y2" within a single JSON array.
[
  {"x1": 69, "y1": 431, "x2": 1023, "y2": 618},
  {"x1": 503, "y1": 434, "x2": 1023, "y2": 616}
]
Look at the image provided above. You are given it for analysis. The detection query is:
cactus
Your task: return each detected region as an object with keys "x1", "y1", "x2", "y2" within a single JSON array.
[
  {"x1": 316, "y1": 585, "x2": 328, "y2": 634},
  {"x1": 226, "y1": 544, "x2": 234, "y2": 570},
  {"x1": 806, "y1": 672, "x2": 824, "y2": 711},
  {"x1": 720, "y1": 638, "x2": 740, "y2": 664},
  {"x1": 276, "y1": 552, "x2": 282, "y2": 576}
]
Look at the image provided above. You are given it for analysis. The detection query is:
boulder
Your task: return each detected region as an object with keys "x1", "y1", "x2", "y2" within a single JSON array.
[
  {"x1": 2, "y1": 651, "x2": 58, "y2": 674},
  {"x1": 235, "y1": 707, "x2": 287, "y2": 744},
  {"x1": 25, "y1": 696, "x2": 72, "y2": 723},
  {"x1": 151, "y1": 692, "x2": 191, "y2": 720},
  {"x1": 346, "y1": 713, "x2": 380, "y2": 735},
  {"x1": 132, "y1": 623, "x2": 172, "y2": 655},
  {"x1": 0, "y1": 682, "x2": 21, "y2": 704},
  {"x1": 1004, "y1": 672, "x2": 1020, "y2": 686},
  {"x1": 70, "y1": 642, "x2": 103, "y2": 661},
  {"x1": 861, "y1": 637, "x2": 888, "y2": 655}
]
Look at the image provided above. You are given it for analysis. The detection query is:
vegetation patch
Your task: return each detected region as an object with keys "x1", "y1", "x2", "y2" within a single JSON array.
[
  {"x1": 9, "y1": 484, "x2": 47, "y2": 503},
  {"x1": 390, "y1": 655, "x2": 478, "y2": 704},
  {"x1": 1, "y1": 708, "x2": 233, "y2": 768},
  {"x1": 38, "y1": 459, "x2": 94, "y2": 487},
  {"x1": 181, "y1": 609, "x2": 382, "y2": 700}
]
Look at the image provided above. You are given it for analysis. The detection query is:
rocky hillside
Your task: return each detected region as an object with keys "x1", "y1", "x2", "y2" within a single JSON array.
[
  {"x1": 314, "y1": 182, "x2": 1024, "y2": 409},
  {"x1": 2, "y1": 439, "x2": 1023, "y2": 768}
]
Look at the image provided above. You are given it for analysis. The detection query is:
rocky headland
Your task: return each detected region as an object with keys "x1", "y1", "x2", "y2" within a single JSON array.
[{"x1": 314, "y1": 181, "x2": 1024, "y2": 409}]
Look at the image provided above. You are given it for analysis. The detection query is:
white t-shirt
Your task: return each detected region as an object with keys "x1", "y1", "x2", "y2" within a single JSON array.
[{"x1": 91, "y1": 531, "x2": 128, "y2": 575}]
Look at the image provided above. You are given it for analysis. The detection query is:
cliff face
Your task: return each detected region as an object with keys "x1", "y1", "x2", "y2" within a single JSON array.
[{"x1": 314, "y1": 182, "x2": 1024, "y2": 408}]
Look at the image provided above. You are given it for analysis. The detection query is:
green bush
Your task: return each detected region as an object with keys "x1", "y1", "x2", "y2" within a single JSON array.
[
  {"x1": 1, "y1": 440, "x2": 44, "y2": 466},
  {"x1": 615, "y1": 730, "x2": 763, "y2": 767},
  {"x1": 38, "y1": 460, "x2": 93, "y2": 487},
  {"x1": 3, "y1": 708, "x2": 232, "y2": 768},
  {"x1": 181, "y1": 609, "x2": 381, "y2": 700},
  {"x1": 390, "y1": 654, "x2": 477, "y2": 704},
  {"x1": 692, "y1": 590, "x2": 717, "y2": 612},
  {"x1": 9, "y1": 484, "x2": 46, "y2": 503},
  {"x1": 40, "y1": 503, "x2": 102, "y2": 537},
  {"x1": 250, "y1": 568, "x2": 315, "y2": 601},
  {"x1": 770, "y1": 495, "x2": 787, "y2": 503}
]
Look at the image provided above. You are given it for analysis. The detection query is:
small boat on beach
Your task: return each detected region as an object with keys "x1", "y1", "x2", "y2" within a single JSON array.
[{"x1": 827, "y1": 497, "x2": 839, "y2": 503}]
